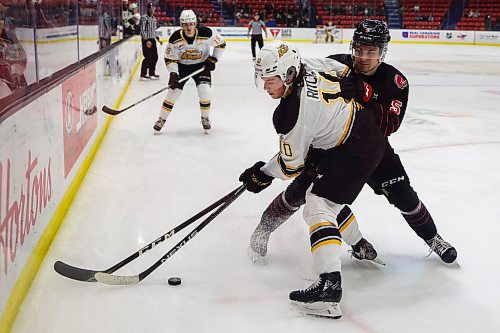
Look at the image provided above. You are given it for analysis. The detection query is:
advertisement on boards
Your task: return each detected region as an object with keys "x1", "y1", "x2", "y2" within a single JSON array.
[{"x1": 62, "y1": 64, "x2": 98, "y2": 178}]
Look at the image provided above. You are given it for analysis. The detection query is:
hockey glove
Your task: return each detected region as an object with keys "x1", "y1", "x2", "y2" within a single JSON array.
[
  {"x1": 239, "y1": 161, "x2": 274, "y2": 193},
  {"x1": 339, "y1": 74, "x2": 372, "y2": 103},
  {"x1": 168, "y1": 72, "x2": 180, "y2": 90},
  {"x1": 204, "y1": 56, "x2": 218, "y2": 72}
]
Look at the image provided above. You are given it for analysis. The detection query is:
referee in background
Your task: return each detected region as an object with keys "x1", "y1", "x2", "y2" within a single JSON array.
[
  {"x1": 140, "y1": 2, "x2": 163, "y2": 79},
  {"x1": 247, "y1": 13, "x2": 268, "y2": 61}
]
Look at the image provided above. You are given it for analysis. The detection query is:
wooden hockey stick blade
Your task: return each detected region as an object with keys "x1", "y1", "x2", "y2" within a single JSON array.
[{"x1": 54, "y1": 261, "x2": 100, "y2": 282}]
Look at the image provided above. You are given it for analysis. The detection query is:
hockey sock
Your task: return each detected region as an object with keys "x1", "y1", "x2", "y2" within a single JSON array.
[
  {"x1": 200, "y1": 101, "x2": 210, "y2": 119},
  {"x1": 258, "y1": 191, "x2": 299, "y2": 234},
  {"x1": 159, "y1": 98, "x2": 174, "y2": 120},
  {"x1": 401, "y1": 200, "x2": 437, "y2": 241},
  {"x1": 158, "y1": 89, "x2": 182, "y2": 119},
  {"x1": 336, "y1": 206, "x2": 362, "y2": 246}
]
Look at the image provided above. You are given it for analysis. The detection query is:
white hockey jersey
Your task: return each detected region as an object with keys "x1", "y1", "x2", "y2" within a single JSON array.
[
  {"x1": 164, "y1": 26, "x2": 226, "y2": 74},
  {"x1": 261, "y1": 58, "x2": 360, "y2": 180}
]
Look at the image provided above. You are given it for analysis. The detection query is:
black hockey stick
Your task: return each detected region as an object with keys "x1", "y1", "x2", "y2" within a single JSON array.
[
  {"x1": 53, "y1": 184, "x2": 243, "y2": 283},
  {"x1": 94, "y1": 184, "x2": 247, "y2": 285},
  {"x1": 101, "y1": 67, "x2": 205, "y2": 116}
]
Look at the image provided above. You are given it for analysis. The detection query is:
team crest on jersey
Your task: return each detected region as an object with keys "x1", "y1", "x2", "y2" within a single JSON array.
[
  {"x1": 362, "y1": 82, "x2": 373, "y2": 103},
  {"x1": 181, "y1": 49, "x2": 202, "y2": 60},
  {"x1": 394, "y1": 74, "x2": 407, "y2": 89},
  {"x1": 278, "y1": 44, "x2": 288, "y2": 57}
]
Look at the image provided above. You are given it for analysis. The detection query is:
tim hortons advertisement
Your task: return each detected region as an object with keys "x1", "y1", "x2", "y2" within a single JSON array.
[
  {"x1": 62, "y1": 64, "x2": 98, "y2": 178},
  {"x1": 0, "y1": 151, "x2": 53, "y2": 280}
]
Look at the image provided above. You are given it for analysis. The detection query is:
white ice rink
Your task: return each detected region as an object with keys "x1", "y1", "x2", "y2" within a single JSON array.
[{"x1": 12, "y1": 42, "x2": 500, "y2": 332}]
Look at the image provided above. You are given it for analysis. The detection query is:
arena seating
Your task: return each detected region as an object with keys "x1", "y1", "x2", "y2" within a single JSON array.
[
  {"x1": 455, "y1": 0, "x2": 500, "y2": 31},
  {"x1": 399, "y1": 0, "x2": 451, "y2": 30}
]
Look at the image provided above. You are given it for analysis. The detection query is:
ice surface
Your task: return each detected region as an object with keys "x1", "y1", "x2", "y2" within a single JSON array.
[{"x1": 11, "y1": 42, "x2": 500, "y2": 333}]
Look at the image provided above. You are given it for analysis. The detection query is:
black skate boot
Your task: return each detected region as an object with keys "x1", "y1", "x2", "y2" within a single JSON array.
[
  {"x1": 351, "y1": 238, "x2": 377, "y2": 260},
  {"x1": 201, "y1": 116, "x2": 211, "y2": 131},
  {"x1": 350, "y1": 238, "x2": 386, "y2": 265},
  {"x1": 426, "y1": 233, "x2": 457, "y2": 264},
  {"x1": 289, "y1": 272, "x2": 342, "y2": 319},
  {"x1": 153, "y1": 117, "x2": 166, "y2": 132}
]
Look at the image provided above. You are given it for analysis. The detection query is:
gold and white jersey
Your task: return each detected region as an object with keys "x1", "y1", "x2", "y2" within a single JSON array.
[
  {"x1": 262, "y1": 59, "x2": 360, "y2": 180},
  {"x1": 164, "y1": 26, "x2": 226, "y2": 74}
]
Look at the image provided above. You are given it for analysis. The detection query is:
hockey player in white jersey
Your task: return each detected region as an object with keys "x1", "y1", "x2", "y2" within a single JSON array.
[
  {"x1": 153, "y1": 9, "x2": 226, "y2": 133},
  {"x1": 239, "y1": 41, "x2": 386, "y2": 318}
]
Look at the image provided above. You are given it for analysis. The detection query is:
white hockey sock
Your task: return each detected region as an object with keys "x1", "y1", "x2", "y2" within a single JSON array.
[
  {"x1": 303, "y1": 191, "x2": 343, "y2": 274},
  {"x1": 158, "y1": 88, "x2": 182, "y2": 119}
]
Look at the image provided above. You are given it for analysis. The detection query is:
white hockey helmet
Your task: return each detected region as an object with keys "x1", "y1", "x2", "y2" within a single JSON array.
[
  {"x1": 180, "y1": 9, "x2": 197, "y2": 24},
  {"x1": 128, "y1": 3, "x2": 138, "y2": 10},
  {"x1": 254, "y1": 40, "x2": 301, "y2": 90}
]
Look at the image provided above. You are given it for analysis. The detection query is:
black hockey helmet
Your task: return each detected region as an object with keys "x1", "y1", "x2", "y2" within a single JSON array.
[
  {"x1": 351, "y1": 19, "x2": 391, "y2": 61},
  {"x1": 147, "y1": 2, "x2": 156, "y2": 10}
]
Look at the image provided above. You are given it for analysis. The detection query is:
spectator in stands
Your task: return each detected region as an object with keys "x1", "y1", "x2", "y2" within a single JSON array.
[
  {"x1": 413, "y1": 5, "x2": 419, "y2": 12},
  {"x1": 485, "y1": 15, "x2": 492, "y2": 31},
  {"x1": 0, "y1": 17, "x2": 27, "y2": 95}
]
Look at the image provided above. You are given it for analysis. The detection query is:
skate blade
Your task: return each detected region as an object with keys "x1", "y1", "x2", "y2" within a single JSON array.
[
  {"x1": 445, "y1": 259, "x2": 461, "y2": 268},
  {"x1": 247, "y1": 246, "x2": 268, "y2": 266},
  {"x1": 348, "y1": 250, "x2": 386, "y2": 266},
  {"x1": 370, "y1": 257, "x2": 386, "y2": 266},
  {"x1": 291, "y1": 301, "x2": 342, "y2": 319}
]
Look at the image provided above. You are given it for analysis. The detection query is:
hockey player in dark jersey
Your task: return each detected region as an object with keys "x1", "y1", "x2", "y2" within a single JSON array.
[
  {"x1": 248, "y1": 19, "x2": 458, "y2": 265},
  {"x1": 240, "y1": 40, "x2": 385, "y2": 318},
  {"x1": 153, "y1": 9, "x2": 226, "y2": 133}
]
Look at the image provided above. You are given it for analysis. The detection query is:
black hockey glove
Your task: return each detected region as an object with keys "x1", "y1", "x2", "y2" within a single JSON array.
[
  {"x1": 168, "y1": 72, "x2": 180, "y2": 90},
  {"x1": 303, "y1": 147, "x2": 324, "y2": 180},
  {"x1": 204, "y1": 56, "x2": 218, "y2": 72},
  {"x1": 239, "y1": 161, "x2": 274, "y2": 193},
  {"x1": 338, "y1": 74, "x2": 372, "y2": 103}
]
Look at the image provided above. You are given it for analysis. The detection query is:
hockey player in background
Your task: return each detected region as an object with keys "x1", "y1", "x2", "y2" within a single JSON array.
[
  {"x1": 324, "y1": 21, "x2": 335, "y2": 43},
  {"x1": 240, "y1": 40, "x2": 386, "y2": 318},
  {"x1": 248, "y1": 19, "x2": 458, "y2": 265},
  {"x1": 123, "y1": 2, "x2": 140, "y2": 37},
  {"x1": 153, "y1": 9, "x2": 226, "y2": 133}
]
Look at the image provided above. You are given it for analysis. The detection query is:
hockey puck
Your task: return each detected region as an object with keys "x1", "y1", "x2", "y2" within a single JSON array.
[{"x1": 168, "y1": 277, "x2": 181, "y2": 286}]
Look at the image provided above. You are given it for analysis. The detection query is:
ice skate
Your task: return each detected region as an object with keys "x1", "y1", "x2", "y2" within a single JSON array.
[
  {"x1": 289, "y1": 272, "x2": 342, "y2": 319},
  {"x1": 140, "y1": 75, "x2": 151, "y2": 80},
  {"x1": 349, "y1": 238, "x2": 386, "y2": 265},
  {"x1": 153, "y1": 117, "x2": 166, "y2": 132},
  {"x1": 150, "y1": 74, "x2": 160, "y2": 80},
  {"x1": 201, "y1": 116, "x2": 211, "y2": 133},
  {"x1": 426, "y1": 233, "x2": 457, "y2": 264}
]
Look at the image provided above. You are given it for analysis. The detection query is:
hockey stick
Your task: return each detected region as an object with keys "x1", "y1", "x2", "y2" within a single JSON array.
[
  {"x1": 53, "y1": 184, "x2": 243, "y2": 283},
  {"x1": 94, "y1": 184, "x2": 247, "y2": 285},
  {"x1": 101, "y1": 66, "x2": 205, "y2": 116}
]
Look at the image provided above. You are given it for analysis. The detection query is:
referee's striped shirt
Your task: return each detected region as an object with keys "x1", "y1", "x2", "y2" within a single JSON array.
[{"x1": 140, "y1": 14, "x2": 157, "y2": 40}]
